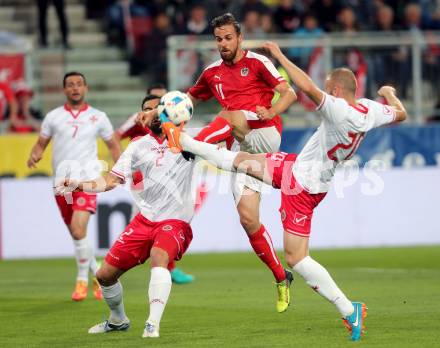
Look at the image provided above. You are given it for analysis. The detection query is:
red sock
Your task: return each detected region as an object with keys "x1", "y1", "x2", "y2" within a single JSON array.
[
  {"x1": 194, "y1": 116, "x2": 232, "y2": 144},
  {"x1": 167, "y1": 260, "x2": 176, "y2": 272},
  {"x1": 249, "y1": 225, "x2": 285, "y2": 282}
]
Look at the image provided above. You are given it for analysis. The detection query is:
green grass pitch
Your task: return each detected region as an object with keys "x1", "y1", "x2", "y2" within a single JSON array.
[{"x1": 0, "y1": 246, "x2": 439, "y2": 347}]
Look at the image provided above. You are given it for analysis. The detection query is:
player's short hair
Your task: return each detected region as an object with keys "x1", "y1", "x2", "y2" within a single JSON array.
[
  {"x1": 328, "y1": 68, "x2": 357, "y2": 94},
  {"x1": 147, "y1": 83, "x2": 167, "y2": 95},
  {"x1": 211, "y1": 13, "x2": 241, "y2": 35},
  {"x1": 141, "y1": 94, "x2": 160, "y2": 109},
  {"x1": 63, "y1": 71, "x2": 86, "y2": 87}
]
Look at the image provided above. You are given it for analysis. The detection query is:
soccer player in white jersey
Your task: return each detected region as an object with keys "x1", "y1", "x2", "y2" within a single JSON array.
[
  {"x1": 56, "y1": 99, "x2": 203, "y2": 339},
  {"x1": 161, "y1": 41, "x2": 407, "y2": 341},
  {"x1": 116, "y1": 91, "x2": 195, "y2": 285},
  {"x1": 27, "y1": 71, "x2": 121, "y2": 301}
]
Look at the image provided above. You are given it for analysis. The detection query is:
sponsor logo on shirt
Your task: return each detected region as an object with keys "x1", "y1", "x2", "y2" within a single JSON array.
[{"x1": 241, "y1": 67, "x2": 249, "y2": 77}]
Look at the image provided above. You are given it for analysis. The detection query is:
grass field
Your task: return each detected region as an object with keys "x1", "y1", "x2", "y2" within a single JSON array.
[{"x1": 0, "y1": 246, "x2": 439, "y2": 348}]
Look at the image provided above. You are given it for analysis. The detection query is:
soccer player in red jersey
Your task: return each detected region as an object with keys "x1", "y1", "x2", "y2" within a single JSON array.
[
  {"x1": 161, "y1": 41, "x2": 407, "y2": 341},
  {"x1": 141, "y1": 13, "x2": 297, "y2": 312}
]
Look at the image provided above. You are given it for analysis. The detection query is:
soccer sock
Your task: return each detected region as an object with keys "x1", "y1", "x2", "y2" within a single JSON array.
[
  {"x1": 147, "y1": 267, "x2": 172, "y2": 326},
  {"x1": 293, "y1": 256, "x2": 354, "y2": 317},
  {"x1": 73, "y1": 237, "x2": 90, "y2": 283},
  {"x1": 167, "y1": 260, "x2": 176, "y2": 272},
  {"x1": 181, "y1": 133, "x2": 237, "y2": 171},
  {"x1": 249, "y1": 225, "x2": 286, "y2": 282},
  {"x1": 102, "y1": 281, "x2": 127, "y2": 323},
  {"x1": 88, "y1": 242, "x2": 99, "y2": 276},
  {"x1": 194, "y1": 116, "x2": 232, "y2": 144}
]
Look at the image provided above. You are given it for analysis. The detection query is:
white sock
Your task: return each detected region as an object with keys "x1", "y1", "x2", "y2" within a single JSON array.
[
  {"x1": 293, "y1": 256, "x2": 354, "y2": 317},
  {"x1": 88, "y1": 242, "x2": 99, "y2": 276},
  {"x1": 181, "y1": 133, "x2": 237, "y2": 171},
  {"x1": 147, "y1": 267, "x2": 172, "y2": 326},
  {"x1": 73, "y1": 238, "x2": 90, "y2": 282},
  {"x1": 102, "y1": 281, "x2": 127, "y2": 323}
]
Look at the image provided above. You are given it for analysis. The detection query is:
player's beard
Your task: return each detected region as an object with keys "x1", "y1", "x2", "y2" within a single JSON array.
[
  {"x1": 150, "y1": 118, "x2": 162, "y2": 135},
  {"x1": 68, "y1": 94, "x2": 84, "y2": 105},
  {"x1": 220, "y1": 45, "x2": 238, "y2": 62}
]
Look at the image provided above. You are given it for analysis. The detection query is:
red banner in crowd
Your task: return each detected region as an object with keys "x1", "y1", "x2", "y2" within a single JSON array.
[{"x1": 0, "y1": 54, "x2": 25, "y2": 83}]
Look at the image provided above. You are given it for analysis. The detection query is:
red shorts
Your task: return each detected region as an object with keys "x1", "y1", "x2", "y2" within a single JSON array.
[
  {"x1": 105, "y1": 213, "x2": 193, "y2": 271},
  {"x1": 55, "y1": 192, "x2": 97, "y2": 225},
  {"x1": 266, "y1": 152, "x2": 327, "y2": 237}
]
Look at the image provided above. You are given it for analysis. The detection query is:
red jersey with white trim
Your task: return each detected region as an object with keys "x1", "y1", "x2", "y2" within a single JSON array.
[
  {"x1": 292, "y1": 93, "x2": 396, "y2": 193},
  {"x1": 188, "y1": 50, "x2": 286, "y2": 132},
  {"x1": 117, "y1": 112, "x2": 150, "y2": 140},
  {"x1": 111, "y1": 133, "x2": 200, "y2": 223},
  {"x1": 40, "y1": 103, "x2": 114, "y2": 181}
]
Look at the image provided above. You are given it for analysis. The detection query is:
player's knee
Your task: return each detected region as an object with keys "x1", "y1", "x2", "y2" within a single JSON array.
[
  {"x1": 150, "y1": 247, "x2": 170, "y2": 268},
  {"x1": 69, "y1": 223, "x2": 86, "y2": 240},
  {"x1": 238, "y1": 211, "x2": 260, "y2": 234},
  {"x1": 96, "y1": 268, "x2": 118, "y2": 286},
  {"x1": 284, "y1": 251, "x2": 306, "y2": 268}
]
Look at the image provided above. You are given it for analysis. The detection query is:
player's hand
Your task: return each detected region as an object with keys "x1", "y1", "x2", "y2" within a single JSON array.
[
  {"x1": 378, "y1": 86, "x2": 396, "y2": 97},
  {"x1": 136, "y1": 109, "x2": 157, "y2": 127},
  {"x1": 27, "y1": 152, "x2": 42, "y2": 168},
  {"x1": 262, "y1": 41, "x2": 283, "y2": 60},
  {"x1": 55, "y1": 179, "x2": 79, "y2": 195},
  {"x1": 256, "y1": 106, "x2": 275, "y2": 120}
]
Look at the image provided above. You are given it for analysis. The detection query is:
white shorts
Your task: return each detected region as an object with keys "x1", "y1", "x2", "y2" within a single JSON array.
[{"x1": 231, "y1": 116, "x2": 281, "y2": 203}]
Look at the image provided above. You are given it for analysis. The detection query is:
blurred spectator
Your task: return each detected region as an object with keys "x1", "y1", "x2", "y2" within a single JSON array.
[
  {"x1": 185, "y1": 4, "x2": 210, "y2": 35},
  {"x1": 144, "y1": 11, "x2": 174, "y2": 83},
  {"x1": 288, "y1": 12, "x2": 324, "y2": 68},
  {"x1": 239, "y1": 0, "x2": 270, "y2": 21},
  {"x1": 9, "y1": 83, "x2": 42, "y2": 133},
  {"x1": 36, "y1": 0, "x2": 69, "y2": 48},
  {"x1": 0, "y1": 80, "x2": 17, "y2": 130},
  {"x1": 403, "y1": 3, "x2": 440, "y2": 97},
  {"x1": 335, "y1": 7, "x2": 359, "y2": 33},
  {"x1": 261, "y1": 12, "x2": 276, "y2": 34},
  {"x1": 106, "y1": 0, "x2": 149, "y2": 47},
  {"x1": 311, "y1": 0, "x2": 342, "y2": 32},
  {"x1": 273, "y1": 0, "x2": 302, "y2": 33},
  {"x1": 371, "y1": 5, "x2": 407, "y2": 93},
  {"x1": 241, "y1": 10, "x2": 265, "y2": 37},
  {"x1": 403, "y1": 2, "x2": 432, "y2": 30}
]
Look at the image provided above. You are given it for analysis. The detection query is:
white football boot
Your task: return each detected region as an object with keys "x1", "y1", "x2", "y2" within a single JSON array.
[
  {"x1": 88, "y1": 318, "x2": 130, "y2": 334},
  {"x1": 142, "y1": 321, "x2": 160, "y2": 338}
]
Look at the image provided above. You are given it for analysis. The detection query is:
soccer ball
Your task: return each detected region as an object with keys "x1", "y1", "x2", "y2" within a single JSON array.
[{"x1": 157, "y1": 91, "x2": 193, "y2": 125}]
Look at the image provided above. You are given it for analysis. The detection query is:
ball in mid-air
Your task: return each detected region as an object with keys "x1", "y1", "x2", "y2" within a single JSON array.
[{"x1": 158, "y1": 91, "x2": 193, "y2": 125}]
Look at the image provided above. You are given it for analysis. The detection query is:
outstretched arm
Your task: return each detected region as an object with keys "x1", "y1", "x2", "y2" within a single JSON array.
[
  {"x1": 263, "y1": 41, "x2": 325, "y2": 106},
  {"x1": 378, "y1": 86, "x2": 407, "y2": 122},
  {"x1": 56, "y1": 172, "x2": 123, "y2": 195}
]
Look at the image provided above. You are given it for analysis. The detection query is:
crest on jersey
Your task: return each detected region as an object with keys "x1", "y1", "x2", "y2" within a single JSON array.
[
  {"x1": 89, "y1": 115, "x2": 98, "y2": 124},
  {"x1": 241, "y1": 67, "x2": 249, "y2": 77},
  {"x1": 162, "y1": 225, "x2": 173, "y2": 231}
]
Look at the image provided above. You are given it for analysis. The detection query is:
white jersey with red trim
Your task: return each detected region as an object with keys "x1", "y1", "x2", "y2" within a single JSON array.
[
  {"x1": 292, "y1": 93, "x2": 396, "y2": 193},
  {"x1": 40, "y1": 104, "x2": 114, "y2": 181},
  {"x1": 111, "y1": 132, "x2": 200, "y2": 223}
]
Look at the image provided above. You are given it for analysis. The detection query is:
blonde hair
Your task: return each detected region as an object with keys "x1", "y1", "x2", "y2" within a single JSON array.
[{"x1": 327, "y1": 68, "x2": 357, "y2": 95}]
